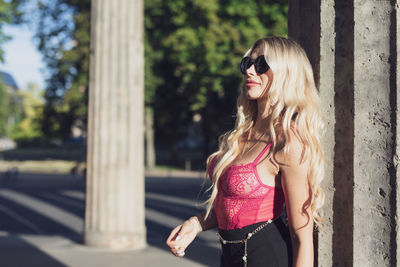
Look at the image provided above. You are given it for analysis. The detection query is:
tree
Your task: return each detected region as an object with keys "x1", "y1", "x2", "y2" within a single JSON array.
[
  {"x1": 145, "y1": 0, "x2": 288, "y2": 162},
  {"x1": 9, "y1": 82, "x2": 44, "y2": 141},
  {"x1": 0, "y1": 0, "x2": 23, "y2": 61},
  {"x1": 31, "y1": 0, "x2": 90, "y2": 142},
  {"x1": 0, "y1": 0, "x2": 24, "y2": 137},
  {"x1": 25, "y1": 0, "x2": 287, "y2": 167}
]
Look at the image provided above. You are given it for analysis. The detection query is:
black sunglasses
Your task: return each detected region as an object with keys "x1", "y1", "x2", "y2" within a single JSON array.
[{"x1": 240, "y1": 55, "x2": 270, "y2": 75}]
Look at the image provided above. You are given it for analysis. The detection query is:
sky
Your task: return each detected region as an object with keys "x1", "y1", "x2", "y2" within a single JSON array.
[{"x1": 0, "y1": 24, "x2": 46, "y2": 90}]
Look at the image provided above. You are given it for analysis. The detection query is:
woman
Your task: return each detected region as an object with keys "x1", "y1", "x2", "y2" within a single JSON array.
[{"x1": 166, "y1": 36, "x2": 325, "y2": 267}]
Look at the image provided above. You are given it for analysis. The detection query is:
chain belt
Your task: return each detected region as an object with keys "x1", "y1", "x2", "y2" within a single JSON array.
[{"x1": 216, "y1": 218, "x2": 276, "y2": 267}]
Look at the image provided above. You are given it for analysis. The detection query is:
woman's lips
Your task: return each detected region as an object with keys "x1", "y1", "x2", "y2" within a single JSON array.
[{"x1": 246, "y1": 80, "x2": 260, "y2": 87}]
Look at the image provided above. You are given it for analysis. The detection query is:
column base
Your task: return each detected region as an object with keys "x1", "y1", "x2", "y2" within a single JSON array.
[{"x1": 84, "y1": 230, "x2": 147, "y2": 249}]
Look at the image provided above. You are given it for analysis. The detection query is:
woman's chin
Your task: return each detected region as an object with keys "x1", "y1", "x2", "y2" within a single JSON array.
[
  {"x1": 246, "y1": 89, "x2": 261, "y2": 100},
  {"x1": 246, "y1": 93, "x2": 259, "y2": 100}
]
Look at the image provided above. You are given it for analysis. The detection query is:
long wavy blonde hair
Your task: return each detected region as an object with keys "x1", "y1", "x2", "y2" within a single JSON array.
[{"x1": 203, "y1": 36, "x2": 326, "y2": 226}]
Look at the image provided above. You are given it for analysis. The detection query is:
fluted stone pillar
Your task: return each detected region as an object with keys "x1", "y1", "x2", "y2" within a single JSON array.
[
  {"x1": 84, "y1": 0, "x2": 146, "y2": 249},
  {"x1": 289, "y1": 0, "x2": 399, "y2": 266}
]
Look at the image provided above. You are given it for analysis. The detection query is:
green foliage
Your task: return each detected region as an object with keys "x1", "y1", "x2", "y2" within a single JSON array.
[
  {"x1": 9, "y1": 83, "x2": 44, "y2": 141},
  {"x1": 0, "y1": 80, "x2": 26, "y2": 138},
  {"x1": 32, "y1": 0, "x2": 90, "y2": 141},
  {"x1": 0, "y1": 0, "x2": 24, "y2": 62},
  {"x1": 146, "y1": 0, "x2": 287, "y2": 108},
  {"x1": 0, "y1": 0, "x2": 25, "y2": 137},
  {"x1": 145, "y1": 0, "x2": 288, "y2": 154},
  {"x1": 25, "y1": 0, "x2": 287, "y2": 155}
]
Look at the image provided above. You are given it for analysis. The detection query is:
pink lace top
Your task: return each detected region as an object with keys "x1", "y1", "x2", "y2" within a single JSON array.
[{"x1": 208, "y1": 142, "x2": 285, "y2": 230}]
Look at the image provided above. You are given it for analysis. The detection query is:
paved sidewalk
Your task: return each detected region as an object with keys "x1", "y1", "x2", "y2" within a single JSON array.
[
  {"x1": 0, "y1": 173, "x2": 220, "y2": 267},
  {"x1": 0, "y1": 233, "x2": 217, "y2": 267}
]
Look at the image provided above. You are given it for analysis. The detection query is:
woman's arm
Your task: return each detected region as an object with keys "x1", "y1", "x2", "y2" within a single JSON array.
[
  {"x1": 278, "y1": 129, "x2": 314, "y2": 267},
  {"x1": 166, "y1": 208, "x2": 218, "y2": 256},
  {"x1": 193, "y1": 207, "x2": 218, "y2": 232}
]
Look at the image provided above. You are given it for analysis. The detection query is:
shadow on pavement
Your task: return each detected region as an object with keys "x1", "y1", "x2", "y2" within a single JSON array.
[
  {"x1": 0, "y1": 193, "x2": 82, "y2": 242},
  {"x1": 0, "y1": 172, "x2": 220, "y2": 266},
  {"x1": 0, "y1": 172, "x2": 84, "y2": 244},
  {"x1": 145, "y1": 176, "x2": 220, "y2": 266},
  {"x1": 0, "y1": 234, "x2": 68, "y2": 267},
  {"x1": 146, "y1": 219, "x2": 220, "y2": 266}
]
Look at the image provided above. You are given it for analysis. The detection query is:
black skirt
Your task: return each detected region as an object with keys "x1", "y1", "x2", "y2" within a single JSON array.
[{"x1": 218, "y1": 217, "x2": 293, "y2": 267}]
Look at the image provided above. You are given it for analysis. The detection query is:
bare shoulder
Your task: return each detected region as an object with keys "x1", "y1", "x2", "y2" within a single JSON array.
[{"x1": 274, "y1": 126, "x2": 308, "y2": 170}]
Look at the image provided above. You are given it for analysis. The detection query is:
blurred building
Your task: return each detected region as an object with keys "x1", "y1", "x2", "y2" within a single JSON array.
[
  {"x1": 0, "y1": 71, "x2": 20, "y2": 149},
  {"x1": 1, "y1": 71, "x2": 18, "y2": 90}
]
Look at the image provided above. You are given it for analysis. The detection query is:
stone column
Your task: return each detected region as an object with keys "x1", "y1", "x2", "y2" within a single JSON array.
[
  {"x1": 332, "y1": 1, "x2": 355, "y2": 266},
  {"x1": 289, "y1": 2, "x2": 336, "y2": 266},
  {"x1": 396, "y1": 2, "x2": 400, "y2": 264},
  {"x1": 289, "y1": 0, "x2": 398, "y2": 266},
  {"x1": 84, "y1": 0, "x2": 146, "y2": 249},
  {"x1": 353, "y1": 1, "x2": 396, "y2": 266}
]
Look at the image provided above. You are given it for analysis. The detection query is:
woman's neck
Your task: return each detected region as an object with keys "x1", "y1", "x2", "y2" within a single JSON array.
[{"x1": 254, "y1": 98, "x2": 272, "y2": 131}]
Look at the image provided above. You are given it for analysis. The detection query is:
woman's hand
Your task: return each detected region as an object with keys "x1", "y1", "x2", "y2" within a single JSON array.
[{"x1": 166, "y1": 216, "x2": 202, "y2": 257}]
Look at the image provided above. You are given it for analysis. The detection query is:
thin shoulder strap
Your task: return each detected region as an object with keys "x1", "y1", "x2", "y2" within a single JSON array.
[{"x1": 253, "y1": 142, "x2": 272, "y2": 165}]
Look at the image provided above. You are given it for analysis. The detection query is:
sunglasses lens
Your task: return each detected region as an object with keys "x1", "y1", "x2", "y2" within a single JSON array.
[
  {"x1": 240, "y1": 57, "x2": 252, "y2": 74},
  {"x1": 255, "y1": 56, "x2": 269, "y2": 74},
  {"x1": 240, "y1": 56, "x2": 269, "y2": 74}
]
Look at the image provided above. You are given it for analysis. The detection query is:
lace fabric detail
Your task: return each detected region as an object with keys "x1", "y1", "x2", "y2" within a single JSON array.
[
  {"x1": 222, "y1": 163, "x2": 271, "y2": 197},
  {"x1": 209, "y1": 143, "x2": 285, "y2": 230}
]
